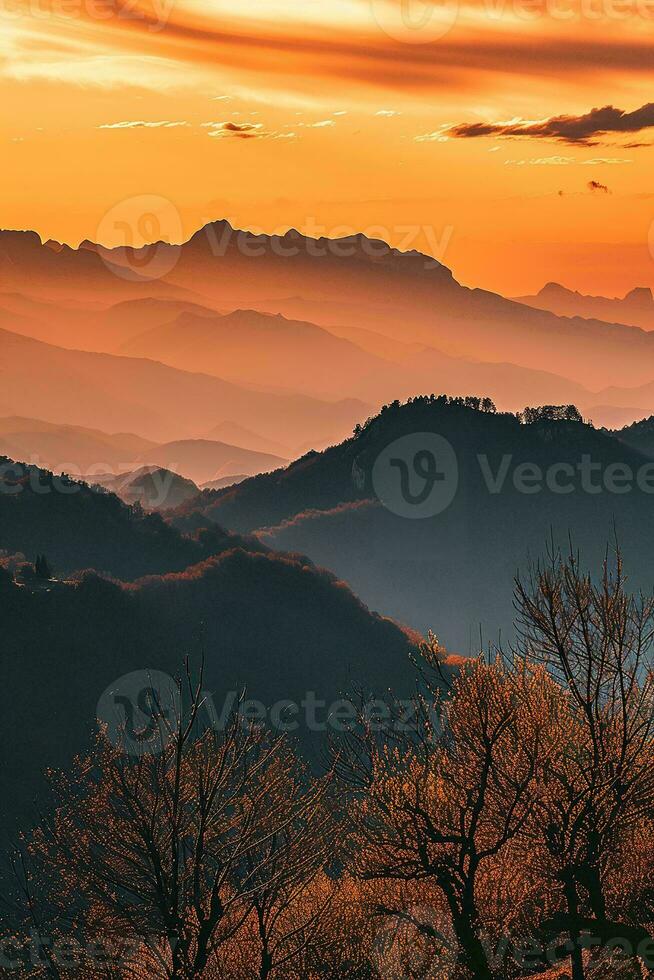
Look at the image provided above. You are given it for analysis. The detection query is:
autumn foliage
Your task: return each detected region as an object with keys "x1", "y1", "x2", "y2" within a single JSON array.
[{"x1": 5, "y1": 548, "x2": 654, "y2": 979}]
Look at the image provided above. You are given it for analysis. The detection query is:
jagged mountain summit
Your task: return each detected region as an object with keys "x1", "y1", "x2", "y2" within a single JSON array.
[{"x1": 518, "y1": 281, "x2": 654, "y2": 331}]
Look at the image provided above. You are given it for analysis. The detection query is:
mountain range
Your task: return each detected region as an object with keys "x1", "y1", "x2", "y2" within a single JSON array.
[
  {"x1": 518, "y1": 282, "x2": 654, "y2": 332},
  {"x1": 4, "y1": 218, "x2": 654, "y2": 853},
  {"x1": 0, "y1": 325, "x2": 365, "y2": 448},
  {"x1": 4, "y1": 224, "x2": 654, "y2": 439}
]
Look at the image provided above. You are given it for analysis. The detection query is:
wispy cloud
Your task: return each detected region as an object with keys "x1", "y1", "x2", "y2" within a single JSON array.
[
  {"x1": 415, "y1": 128, "x2": 450, "y2": 143},
  {"x1": 504, "y1": 155, "x2": 631, "y2": 166},
  {"x1": 98, "y1": 120, "x2": 189, "y2": 129},
  {"x1": 505, "y1": 155, "x2": 575, "y2": 165},
  {"x1": 582, "y1": 157, "x2": 632, "y2": 165}
]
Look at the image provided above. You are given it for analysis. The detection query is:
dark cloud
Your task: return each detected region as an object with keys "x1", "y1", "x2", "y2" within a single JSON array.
[
  {"x1": 207, "y1": 121, "x2": 265, "y2": 139},
  {"x1": 449, "y1": 104, "x2": 654, "y2": 146},
  {"x1": 222, "y1": 121, "x2": 257, "y2": 132},
  {"x1": 204, "y1": 121, "x2": 296, "y2": 142},
  {"x1": 588, "y1": 179, "x2": 610, "y2": 193}
]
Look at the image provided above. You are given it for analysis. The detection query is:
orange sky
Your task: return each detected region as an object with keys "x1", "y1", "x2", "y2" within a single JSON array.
[{"x1": 1, "y1": 0, "x2": 653, "y2": 295}]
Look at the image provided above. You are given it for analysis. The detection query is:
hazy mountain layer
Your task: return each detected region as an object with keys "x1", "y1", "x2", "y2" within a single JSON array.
[
  {"x1": 0, "y1": 325, "x2": 367, "y2": 448},
  {"x1": 517, "y1": 282, "x2": 654, "y2": 332}
]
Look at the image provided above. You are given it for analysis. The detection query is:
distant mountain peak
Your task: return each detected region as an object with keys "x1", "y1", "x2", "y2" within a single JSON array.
[
  {"x1": 537, "y1": 281, "x2": 653, "y2": 307},
  {"x1": 538, "y1": 281, "x2": 576, "y2": 298},
  {"x1": 190, "y1": 218, "x2": 235, "y2": 243},
  {"x1": 185, "y1": 218, "x2": 452, "y2": 278},
  {"x1": 625, "y1": 286, "x2": 653, "y2": 306}
]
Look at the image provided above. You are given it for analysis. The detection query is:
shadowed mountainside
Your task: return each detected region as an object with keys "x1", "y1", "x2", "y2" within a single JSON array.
[
  {"x1": 611, "y1": 415, "x2": 654, "y2": 456},
  {"x1": 89, "y1": 465, "x2": 201, "y2": 511},
  {"x1": 0, "y1": 457, "x2": 267, "y2": 579},
  {"x1": 172, "y1": 397, "x2": 654, "y2": 650},
  {"x1": 0, "y1": 452, "x2": 424, "y2": 832},
  {"x1": 0, "y1": 547, "x2": 419, "y2": 834}
]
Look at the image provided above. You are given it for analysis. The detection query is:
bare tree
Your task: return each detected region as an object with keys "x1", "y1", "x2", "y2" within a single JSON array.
[
  {"x1": 14, "y1": 664, "x2": 336, "y2": 980},
  {"x1": 241, "y1": 746, "x2": 337, "y2": 979},
  {"x1": 335, "y1": 642, "x2": 556, "y2": 980},
  {"x1": 515, "y1": 545, "x2": 654, "y2": 979}
]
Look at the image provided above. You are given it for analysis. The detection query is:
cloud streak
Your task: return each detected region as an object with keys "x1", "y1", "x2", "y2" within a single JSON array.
[
  {"x1": 25, "y1": 0, "x2": 654, "y2": 98},
  {"x1": 98, "y1": 120, "x2": 188, "y2": 128},
  {"x1": 448, "y1": 103, "x2": 654, "y2": 146}
]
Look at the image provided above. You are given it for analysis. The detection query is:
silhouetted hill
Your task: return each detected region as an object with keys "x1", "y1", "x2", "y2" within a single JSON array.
[
  {"x1": 611, "y1": 415, "x2": 654, "y2": 457},
  {"x1": 173, "y1": 397, "x2": 654, "y2": 649},
  {"x1": 0, "y1": 548, "x2": 418, "y2": 833},
  {"x1": 0, "y1": 456, "x2": 258, "y2": 578},
  {"x1": 90, "y1": 465, "x2": 201, "y2": 511}
]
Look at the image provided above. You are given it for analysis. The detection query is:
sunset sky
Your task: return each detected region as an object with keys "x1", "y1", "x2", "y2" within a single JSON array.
[{"x1": 1, "y1": 0, "x2": 653, "y2": 295}]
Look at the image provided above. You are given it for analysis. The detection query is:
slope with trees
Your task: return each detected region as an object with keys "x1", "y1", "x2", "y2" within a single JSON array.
[{"x1": 6, "y1": 548, "x2": 654, "y2": 979}]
